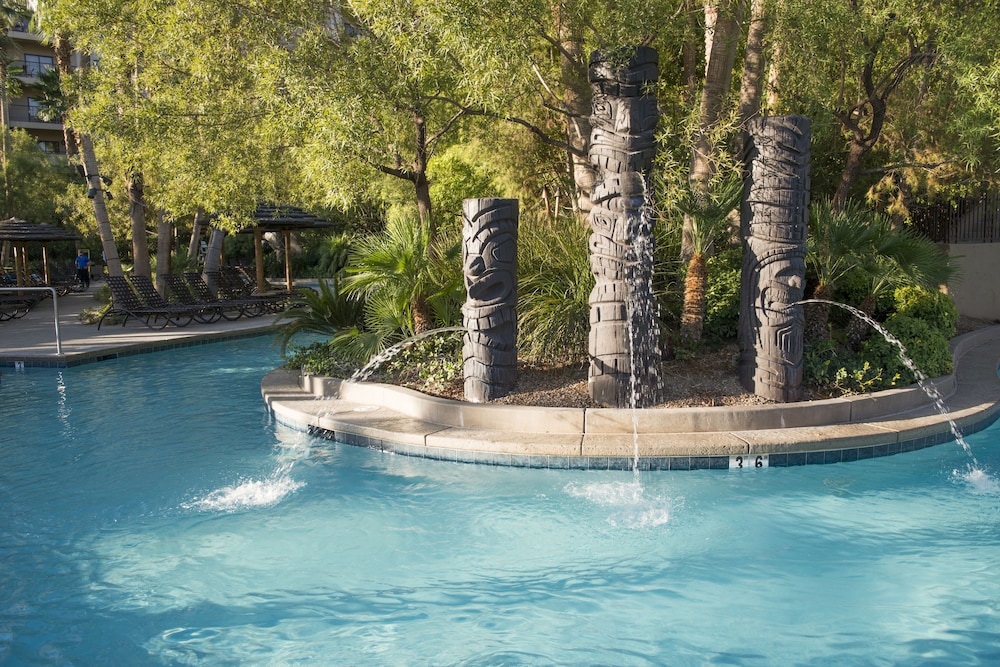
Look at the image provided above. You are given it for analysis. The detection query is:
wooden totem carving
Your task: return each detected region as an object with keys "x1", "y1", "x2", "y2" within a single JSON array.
[
  {"x1": 587, "y1": 47, "x2": 660, "y2": 408},
  {"x1": 738, "y1": 115, "x2": 811, "y2": 402},
  {"x1": 462, "y1": 198, "x2": 518, "y2": 402}
]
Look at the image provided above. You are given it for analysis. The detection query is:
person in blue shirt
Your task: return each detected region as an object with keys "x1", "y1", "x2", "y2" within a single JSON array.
[{"x1": 75, "y1": 250, "x2": 91, "y2": 289}]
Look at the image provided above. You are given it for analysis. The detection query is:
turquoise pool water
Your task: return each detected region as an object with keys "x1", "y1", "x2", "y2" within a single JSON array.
[{"x1": 2, "y1": 337, "x2": 999, "y2": 665}]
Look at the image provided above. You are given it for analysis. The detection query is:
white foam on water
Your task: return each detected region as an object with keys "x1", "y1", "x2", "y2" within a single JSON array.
[
  {"x1": 954, "y1": 466, "x2": 1000, "y2": 494},
  {"x1": 184, "y1": 476, "x2": 304, "y2": 513},
  {"x1": 564, "y1": 480, "x2": 672, "y2": 528}
]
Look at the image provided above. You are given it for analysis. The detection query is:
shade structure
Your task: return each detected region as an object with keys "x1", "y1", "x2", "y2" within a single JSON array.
[
  {"x1": 239, "y1": 204, "x2": 336, "y2": 291},
  {"x1": 0, "y1": 217, "x2": 82, "y2": 286}
]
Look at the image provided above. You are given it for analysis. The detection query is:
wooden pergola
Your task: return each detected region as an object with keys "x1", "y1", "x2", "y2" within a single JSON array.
[
  {"x1": 243, "y1": 204, "x2": 336, "y2": 292},
  {"x1": 0, "y1": 218, "x2": 82, "y2": 286}
]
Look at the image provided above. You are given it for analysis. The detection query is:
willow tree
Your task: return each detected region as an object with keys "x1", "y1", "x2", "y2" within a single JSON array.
[
  {"x1": 772, "y1": 0, "x2": 1000, "y2": 210},
  {"x1": 40, "y1": 0, "x2": 325, "y2": 284}
]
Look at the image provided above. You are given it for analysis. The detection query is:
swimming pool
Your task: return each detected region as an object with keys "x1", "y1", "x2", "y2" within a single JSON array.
[{"x1": 2, "y1": 336, "x2": 999, "y2": 665}]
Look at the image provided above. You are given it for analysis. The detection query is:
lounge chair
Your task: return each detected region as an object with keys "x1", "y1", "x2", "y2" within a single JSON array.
[
  {"x1": 0, "y1": 291, "x2": 43, "y2": 321},
  {"x1": 163, "y1": 273, "x2": 247, "y2": 322},
  {"x1": 98, "y1": 275, "x2": 195, "y2": 330},
  {"x1": 184, "y1": 272, "x2": 267, "y2": 318},
  {"x1": 130, "y1": 274, "x2": 223, "y2": 324},
  {"x1": 207, "y1": 270, "x2": 285, "y2": 314}
]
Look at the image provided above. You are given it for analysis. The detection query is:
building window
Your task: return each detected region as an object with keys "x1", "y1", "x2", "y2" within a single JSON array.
[
  {"x1": 39, "y1": 141, "x2": 63, "y2": 154},
  {"x1": 24, "y1": 54, "x2": 55, "y2": 78},
  {"x1": 27, "y1": 98, "x2": 45, "y2": 122}
]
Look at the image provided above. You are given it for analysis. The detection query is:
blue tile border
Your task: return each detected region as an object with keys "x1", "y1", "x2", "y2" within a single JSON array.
[{"x1": 276, "y1": 406, "x2": 1000, "y2": 471}]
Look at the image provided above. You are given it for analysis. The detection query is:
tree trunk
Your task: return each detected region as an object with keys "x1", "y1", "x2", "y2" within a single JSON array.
[
  {"x1": 412, "y1": 112, "x2": 433, "y2": 236},
  {"x1": 79, "y1": 134, "x2": 123, "y2": 277},
  {"x1": 680, "y1": 251, "x2": 709, "y2": 343},
  {"x1": 202, "y1": 227, "x2": 227, "y2": 292},
  {"x1": 804, "y1": 281, "x2": 835, "y2": 343},
  {"x1": 846, "y1": 293, "x2": 877, "y2": 351},
  {"x1": 737, "y1": 0, "x2": 768, "y2": 130},
  {"x1": 155, "y1": 210, "x2": 172, "y2": 296},
  {"x1": 52, "y1": 34, "x2": 78, "y2": 159},
  {"x1": 128, "y1": 172, "x2": 152, "y2": 279},
  {"x1": 553, "y1": 4, "x2": 596, "y2": 215},
  {"x1": 765, "y1": 0, "x2": 783, "y2": 112},
  {"x1": 832, "y1": 139, "x2": 870, "y2": 213},
  {"x1": 682, "y1": 0, "x2": 700, "y2": 106},
  {"x1": 188, "y1": 208, "x2": 205, "y2": 260},
  {"x1": 0, "y1": 53, "x2": 10, "y2": 217},
  {"x1": 684, "y1": 0, "x2": 743, "y2": 259},
  {"x1": 411, "y1": 293, "x2": 433, "y2": 334}
]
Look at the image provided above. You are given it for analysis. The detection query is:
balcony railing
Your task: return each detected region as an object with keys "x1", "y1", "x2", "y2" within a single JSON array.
[{"x1": 7, "y1": 102, "x2": 61, "y2": 126}]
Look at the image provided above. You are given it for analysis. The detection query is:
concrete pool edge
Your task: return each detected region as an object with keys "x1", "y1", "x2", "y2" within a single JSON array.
[{"x1": 261, "y1": 325, "x2": 1000, "y2": 468}]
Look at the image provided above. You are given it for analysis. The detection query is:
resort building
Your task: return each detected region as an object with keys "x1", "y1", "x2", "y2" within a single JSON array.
[{"x1": 6, "y1": 14, "x2": 66, "y2": 156}]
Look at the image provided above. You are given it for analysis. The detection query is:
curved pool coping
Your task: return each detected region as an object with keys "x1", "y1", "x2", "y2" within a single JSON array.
[{"x1": 262, "y1": 326, "x2": 1000, "y2": 469}]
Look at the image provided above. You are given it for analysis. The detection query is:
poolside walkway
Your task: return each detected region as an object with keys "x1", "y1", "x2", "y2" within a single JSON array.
[{"x1": 0, "y1": 287, "x2": 278, "y2": 367}]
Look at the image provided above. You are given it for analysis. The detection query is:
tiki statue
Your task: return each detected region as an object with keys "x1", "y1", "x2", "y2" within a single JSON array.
[
  {"x1": 462, "y1": 198, "x2": 518, "y2": 402},
  {"x1": 587, "y1": 46, "x2": 660, "y2": 408},
  {"x1": 739, "y1": 115, "x2": 811, "y2": 402}
]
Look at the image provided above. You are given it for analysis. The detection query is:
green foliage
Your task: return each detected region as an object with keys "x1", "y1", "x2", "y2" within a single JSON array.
[
  {"x1": 311, "y1": 234, "x2": 353, "y2": 278},
  {"x1": 892, "y1": 285, "x2": 958, "y2": 337},
  {"x1": 517, "y1": 213, "x2": 592, "y2": 363},
  {"x1": 803, "y1": 339, "x2": 897, "y2": 395},
  {"x1": 337, "y1": 214, "x2": 463, "y2": 359},
  {"x1": 427, "y1": 144, "x2": 497, "y2": 226},
  {"x1": 702, "y1": 247, "x2": 742, "y2": 342},
  {"x1": 804, "y1": 287, "x2": 958, "y2": 394},
  {"x1": 5, "y1": 130, "x2": 78, "y2": 223},
  {"x1": 861, "y1": 314, "x2": 953, "y2": 386},
  {"x1": 272, "y1": 279, "x2": 364, "y2": 354},
  {"x1": 379, "y1": 332, "x2": 464, "y2": 395},
  {"x1": 282, "y1": 339, "x2": 360, "y2": 378},
  {"x1": 283, "y1": 329, "x2": 464, "y2": 396}
]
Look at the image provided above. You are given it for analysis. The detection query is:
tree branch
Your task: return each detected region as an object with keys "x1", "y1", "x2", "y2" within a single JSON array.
[{"x1": 427, "y1": 95, "x2": 586, "y2": 157}]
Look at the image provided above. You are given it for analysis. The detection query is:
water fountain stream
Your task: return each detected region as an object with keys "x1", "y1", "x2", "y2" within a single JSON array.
[{"x1": 801, "y1": 298, "x2": 993, "y2": 484}]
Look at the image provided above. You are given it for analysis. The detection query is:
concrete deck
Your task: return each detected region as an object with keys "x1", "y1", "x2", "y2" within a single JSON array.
[
  {"x1": 3, "y1": 289, "x2": 998, "y2": 468},
  {"x1": 0, "y1": 288, "x2": 279, "y2": 366}
]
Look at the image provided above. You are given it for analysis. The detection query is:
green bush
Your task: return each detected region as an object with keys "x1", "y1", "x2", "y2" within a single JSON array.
[
  {"x1": 803, "y1": 339, "x2": 898, "y2": 395},
  {"x1": 702, "y1": 248, "x2": 742, "y2": 342},
  {"x1": 860, "y1": 313, "x2": 953, "y2": 386},
  {"x1": 517, "y1": 214, "x2": 592, "y2": 363},
  {"x1": 891, "y1": 286, "x2": 958, "y2": 337},
  {"x1": 283, "y1": 339, "x2": 361, "y2": 377}
]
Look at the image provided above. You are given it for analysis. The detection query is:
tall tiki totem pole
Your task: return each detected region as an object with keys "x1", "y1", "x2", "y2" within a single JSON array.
[
  {"x1": 739, "y1": 115, "x2": 811, "y2": 402},
  {"x1": 462, "y1": 198, "x2": 519, "y2": 402},
  {"x1": 587, "y1": 47, "x2": 660, "y2": 408}
]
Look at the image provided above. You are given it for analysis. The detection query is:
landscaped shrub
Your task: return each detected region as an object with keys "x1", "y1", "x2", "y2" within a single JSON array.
[
  {"x1": 860, "y1": 313, "x2": 953, "y2": 386},
  {"x1": 702, "y1": 247, "x2": 741, "y2": 343},
  {"x1": 891, "y1": 285, "x2": 958, "y2": 337},
  {"x1": 803, "y1": 338, "x2": 897, "y2": 395},
  {"x1": 517, "y1": 214, "x2": 592, "y2": 363}
]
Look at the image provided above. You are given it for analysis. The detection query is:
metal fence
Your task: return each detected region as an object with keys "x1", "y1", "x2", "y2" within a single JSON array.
[{"x1": 912, "y1": 191, "x2": 1000, "y2": 244}]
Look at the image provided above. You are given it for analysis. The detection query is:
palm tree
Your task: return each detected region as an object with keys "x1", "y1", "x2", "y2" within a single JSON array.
[
  {"x1": 677, "y1": 174, "x2": 742, "y2": 343},
  {"x1": 341, "y1": 214, "x2": 462, "y2": 359},
  {"x1": 844, "y1": 213, "x2": 957, "y2": 348},
  {"x1": 273, "y1": 278, "x2": 364, "y2": 355},
  {"x1": 805, "y1": 198, "x2": 957, "y2": 344},
  {"x1": 804, "y1": 198, "x2": 883, "y2": 341}
]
